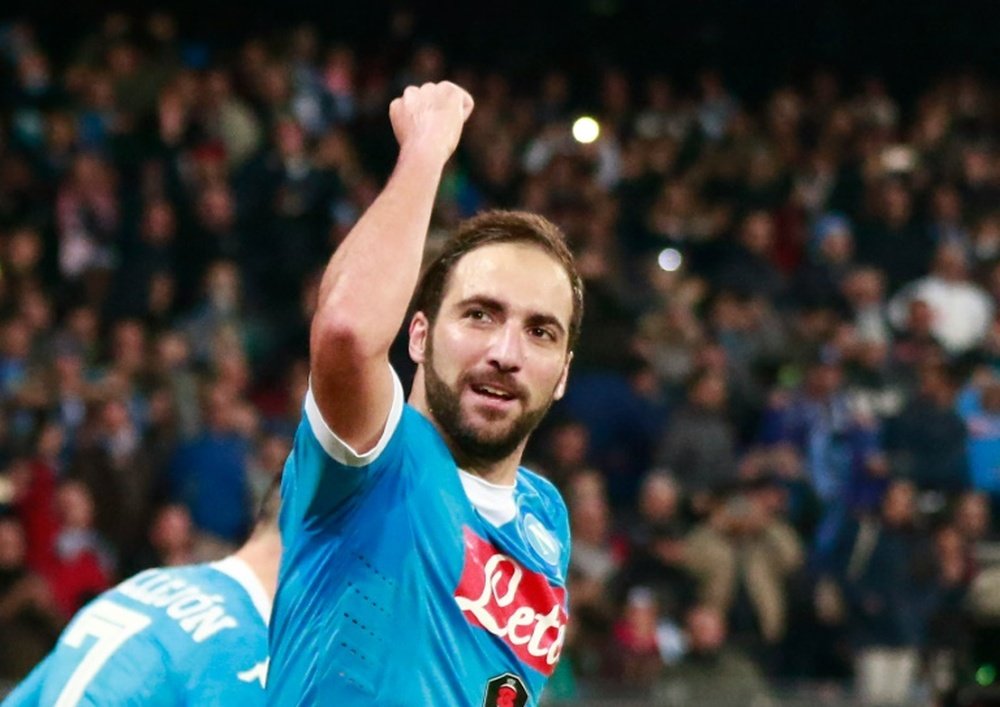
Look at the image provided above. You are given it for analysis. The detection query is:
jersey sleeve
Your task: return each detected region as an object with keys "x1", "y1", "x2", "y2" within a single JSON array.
[
  {"x1": 281, "y1": 364, "x2": 406, "y2": 525},
  {"x1": 2, "y1": 655, "x2": 51, "y2": 706}
]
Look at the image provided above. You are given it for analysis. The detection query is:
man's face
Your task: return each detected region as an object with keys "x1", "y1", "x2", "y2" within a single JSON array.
[{"x1": 411, "y1": 242, "x2": 574, "y2": 464}]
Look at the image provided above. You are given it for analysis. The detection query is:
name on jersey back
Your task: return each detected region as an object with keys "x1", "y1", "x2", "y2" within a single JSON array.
[{"x1": 116, "y1": 569, "x2": 239, "y2": 643}]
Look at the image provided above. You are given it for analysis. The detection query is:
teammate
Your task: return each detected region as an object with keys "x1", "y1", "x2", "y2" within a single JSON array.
[
  {"x1": 268, "y1": 82, "x2": 582, "y2": 706},
  {"x1": 3, "y1": 478, "x2": 280, "y2": 706}
]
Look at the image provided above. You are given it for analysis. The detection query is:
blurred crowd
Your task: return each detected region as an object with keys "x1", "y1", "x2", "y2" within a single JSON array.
[{"x1": 0, "y1": 9, "x2": 999, "y2": 705}]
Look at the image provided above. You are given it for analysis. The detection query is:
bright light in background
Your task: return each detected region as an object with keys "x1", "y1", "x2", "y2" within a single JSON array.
[
  {"x1": 657, "y1": 247, "x2": 683, "y2": 272},
  {"x1": 572, "y1": 116, "x2": 600, "y2": 144}
]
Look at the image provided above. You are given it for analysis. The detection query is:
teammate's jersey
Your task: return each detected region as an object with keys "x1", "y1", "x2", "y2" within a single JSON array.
[
  {"x1": 4, "y1": 557, "x2": 270, "y2": 707},
  {"x1": 268, "y1": 369, "x2": 571, "y2": 706}
]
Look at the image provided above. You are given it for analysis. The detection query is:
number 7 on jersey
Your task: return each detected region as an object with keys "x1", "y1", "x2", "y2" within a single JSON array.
[{"x1": 54, "y1": 600, "x2": 153, "y2": 707}]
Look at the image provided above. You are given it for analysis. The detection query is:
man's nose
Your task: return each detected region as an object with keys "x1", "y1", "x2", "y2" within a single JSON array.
[{"x1": 487, "y1": 323, "x2": 524, "y2": 372}]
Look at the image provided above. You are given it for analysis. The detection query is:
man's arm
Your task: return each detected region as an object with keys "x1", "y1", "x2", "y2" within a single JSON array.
[{"x1": 310, "y1": 82, "x2": 473, "y2": 453}]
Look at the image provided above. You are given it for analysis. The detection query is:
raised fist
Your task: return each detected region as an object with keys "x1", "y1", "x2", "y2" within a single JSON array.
[{"x1": 389, "y1": 81, "x2": 474, "y2": 165}]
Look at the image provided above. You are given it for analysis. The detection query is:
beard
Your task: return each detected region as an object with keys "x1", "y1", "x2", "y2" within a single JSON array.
[{"x1": 423, "y1": 338, "x2": 557, "y2": 466}]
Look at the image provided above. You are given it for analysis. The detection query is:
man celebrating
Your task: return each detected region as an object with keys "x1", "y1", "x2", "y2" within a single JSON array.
[
  {"x1": 268, "y1": 82, "x2": 580, "y2": 706},
  {"x1": 5, "y1": 479, "x2": 281, "y2": 706}
]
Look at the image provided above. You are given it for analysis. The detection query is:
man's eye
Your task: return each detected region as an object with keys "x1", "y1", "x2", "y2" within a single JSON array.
[
  {"x1": 467, "y1": 309, "x2": 490, "y2": 321},
  {"x1": 529, "y1": 327, "x2": 555, "y2": 341}
]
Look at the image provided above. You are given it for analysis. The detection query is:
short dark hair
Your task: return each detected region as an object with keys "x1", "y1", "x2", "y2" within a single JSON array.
[
  {"x1": 253, "y1": 474, "x2": 282, "y2": 533},
  {"x1": 412, "y1": 210, "x2": 584, "y2": 350}
]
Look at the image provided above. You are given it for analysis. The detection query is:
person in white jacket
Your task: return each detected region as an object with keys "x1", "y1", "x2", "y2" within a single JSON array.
[{"x1": 888, "y1": 242, "x2": 994, "y2": 355}]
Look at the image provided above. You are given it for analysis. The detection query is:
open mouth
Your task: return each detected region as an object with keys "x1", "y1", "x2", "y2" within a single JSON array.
[{"x1": 470, "y1": 383, "x2": 518, "y2": 401}]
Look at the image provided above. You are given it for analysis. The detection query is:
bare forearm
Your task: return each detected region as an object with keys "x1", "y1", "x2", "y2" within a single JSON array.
[
  {"x1": 307, "y1": 82, "x2": 472, "y2": 451},
  {"x1": 315, "y1": 146, "x2": 446, "y2": 358}
]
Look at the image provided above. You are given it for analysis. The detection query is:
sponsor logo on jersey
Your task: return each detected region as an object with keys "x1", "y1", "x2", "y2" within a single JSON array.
[
  {"x1": 454, "y1": 527, "x2": 567, "y2": 675},
  {"x1": 522, "y1": 513, "x2": 561, "y2": 567},
  {"x1": 482, "y1": 672, "x2": 528, "y2": 707}
]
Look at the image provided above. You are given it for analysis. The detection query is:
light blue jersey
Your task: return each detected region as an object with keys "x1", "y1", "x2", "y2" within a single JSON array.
[
  {"x1": 268, "y1": 370, "x2": 571, "y2": 706},
  {"x1": 4, "y1": 557, "x2": 270, "y2": 706}
]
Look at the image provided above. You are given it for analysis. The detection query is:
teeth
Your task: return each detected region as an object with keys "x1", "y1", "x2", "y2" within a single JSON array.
[{"x1": 476, "y1": 385, "x2": 512, "y2": 399}]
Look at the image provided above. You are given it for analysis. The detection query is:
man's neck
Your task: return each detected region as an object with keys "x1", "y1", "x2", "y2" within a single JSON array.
[
  {"x1": 232, "y1": 532, "x2": 280, "y2": 600},
  {"x1": 408, "y1": 392, "x2": 525, "y2": 486},
  {"x1": 455, "y1": 453, "x2": 521, "y2": 486}
]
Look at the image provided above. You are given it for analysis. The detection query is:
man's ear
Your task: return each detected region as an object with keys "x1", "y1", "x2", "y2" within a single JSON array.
[
  {"x1": 408, "y1": 312, "x2": 429, "y2": 365},
  {"x1": 553, "y1": 351, "x2": 573, "y2": 401}
]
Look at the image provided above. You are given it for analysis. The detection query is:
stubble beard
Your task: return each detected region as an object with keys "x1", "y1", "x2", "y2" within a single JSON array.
[{"x1": 422, "y1": 337, "x2": 557, "y2": 466}]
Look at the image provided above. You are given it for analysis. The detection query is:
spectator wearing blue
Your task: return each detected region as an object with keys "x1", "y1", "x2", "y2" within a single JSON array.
[
  {"x1": 168, "y1": 382, "x2": 251, "y2": 547},
  {"x1": 760, "y1": 357, "x2": 889, "y2": 555},
  {"x1": 790, "y1": 211, "x2": 855, "y2": 308},
  {"x1": 957, "y1": 377, "x2": 1000, "y2": 497}
]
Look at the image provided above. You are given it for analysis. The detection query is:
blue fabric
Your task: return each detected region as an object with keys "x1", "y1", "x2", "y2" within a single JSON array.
[
  {"x1": 3, "y1": 563, "x2": 268, "y2": 706},
  {"x1": 268, "y1": 402, "x2": 571, "y2": 706},
  {"x1": 957, "y1": 388, "x2": 1000, "y2": 493}
]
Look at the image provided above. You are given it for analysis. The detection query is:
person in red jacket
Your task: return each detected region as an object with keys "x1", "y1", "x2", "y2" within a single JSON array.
[{"x1": 44, "y1": 480, "x2": 113, "y2": 617}]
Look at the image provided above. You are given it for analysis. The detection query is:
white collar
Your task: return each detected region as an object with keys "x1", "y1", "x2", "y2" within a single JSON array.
[
  {"x1": 458, "y1": 469, "x2": 517, "y2": 527},
  {"x1": 211, "y1": 556, "x2": 272, "y2": 626}
]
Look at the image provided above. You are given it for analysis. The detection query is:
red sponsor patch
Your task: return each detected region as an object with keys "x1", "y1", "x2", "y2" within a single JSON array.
[{"x1": 454, "y1": 527, "x2": 568, "y2": 675}]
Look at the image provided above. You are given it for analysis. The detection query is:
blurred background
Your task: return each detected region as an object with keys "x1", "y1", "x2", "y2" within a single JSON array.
[{"x1": 0, "y1": 1, "x2": 998, "y2": 704}]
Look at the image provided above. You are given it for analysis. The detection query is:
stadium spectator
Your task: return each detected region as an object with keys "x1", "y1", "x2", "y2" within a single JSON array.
[
  {"x1": 657, "y1": 604, "x2": 775, "y2": 706},
  {"x1": 0, "y1": 9, "x2": 997, "y2": 701},
  {"x1": 885, "y1": 363, "x2": 970, "y2": 491},
  {"x1": 683, "y1": 479, "x2": 804, "y2": 669},
  {"x1": 167, "y1": 382, "x2": 252, "y2": 548},
  {"x1": 44, "y1": 480, "x2": 113, "y2": 617},
  {"x1": 614, "y1": 471, "x2": 695, "y2": 620},
  {"x1": 0, "y1": 515, "x2": 63, "y2": 683},
  {"x1": 888, "y1": 243, "x2": 994, "y2": 355},
  {"x1": 656, "y1": 368, "x2": 737, "y2": 495},
  {"x1": 826, "y1": 479, "x2": 933, "y2": 705}
]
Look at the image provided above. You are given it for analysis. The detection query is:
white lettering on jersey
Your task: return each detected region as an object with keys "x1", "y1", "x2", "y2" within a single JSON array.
[
  {"x1": 118, "y1": 569, "x2": 239, "y2": 643},
  {"x1": 454, "y1": 530, "x2": 568, "y2": 674},
  {"x1": 237, "y1": 659, "x2": 269, "y2": 688}
]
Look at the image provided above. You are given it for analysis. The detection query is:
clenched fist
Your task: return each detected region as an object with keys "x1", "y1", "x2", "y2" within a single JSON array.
[{"x1": 389, "y1": 81, "x2": 474, "y2": 166}]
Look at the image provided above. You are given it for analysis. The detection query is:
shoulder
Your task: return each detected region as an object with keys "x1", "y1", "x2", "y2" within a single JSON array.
[
  {"x1": 516, "y1": 467, "x2": 568, "y2": 518},
  {"x1": 117, "y1": 562, "x2": 202, "y2": 589},
  {"x1": 206, "y1": 557, "x2": 271, "y2": 627},
  {"x1": 400, "y1": 403, "x2": 448, "y2": 445},
  {"x1": 517, "y1": 467, "x2": 571, "y2": 570},
  {"x1": 108, "y1": 564, "x2": 184, "y2": 601},
  {"x1": 388, "y1": 404, "x2": 455, "y2": 473}
]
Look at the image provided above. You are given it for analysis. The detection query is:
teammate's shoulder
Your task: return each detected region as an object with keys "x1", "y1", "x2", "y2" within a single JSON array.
[
  {"x1": 113, "y1": 561, "x2": 238, "y2": 608},
  {"x1": 110, "y1": 562, "x2": 196, "y2": 594},
  {"x1": 153, "y1": 561, "x2": 220, "y2": 585}
]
